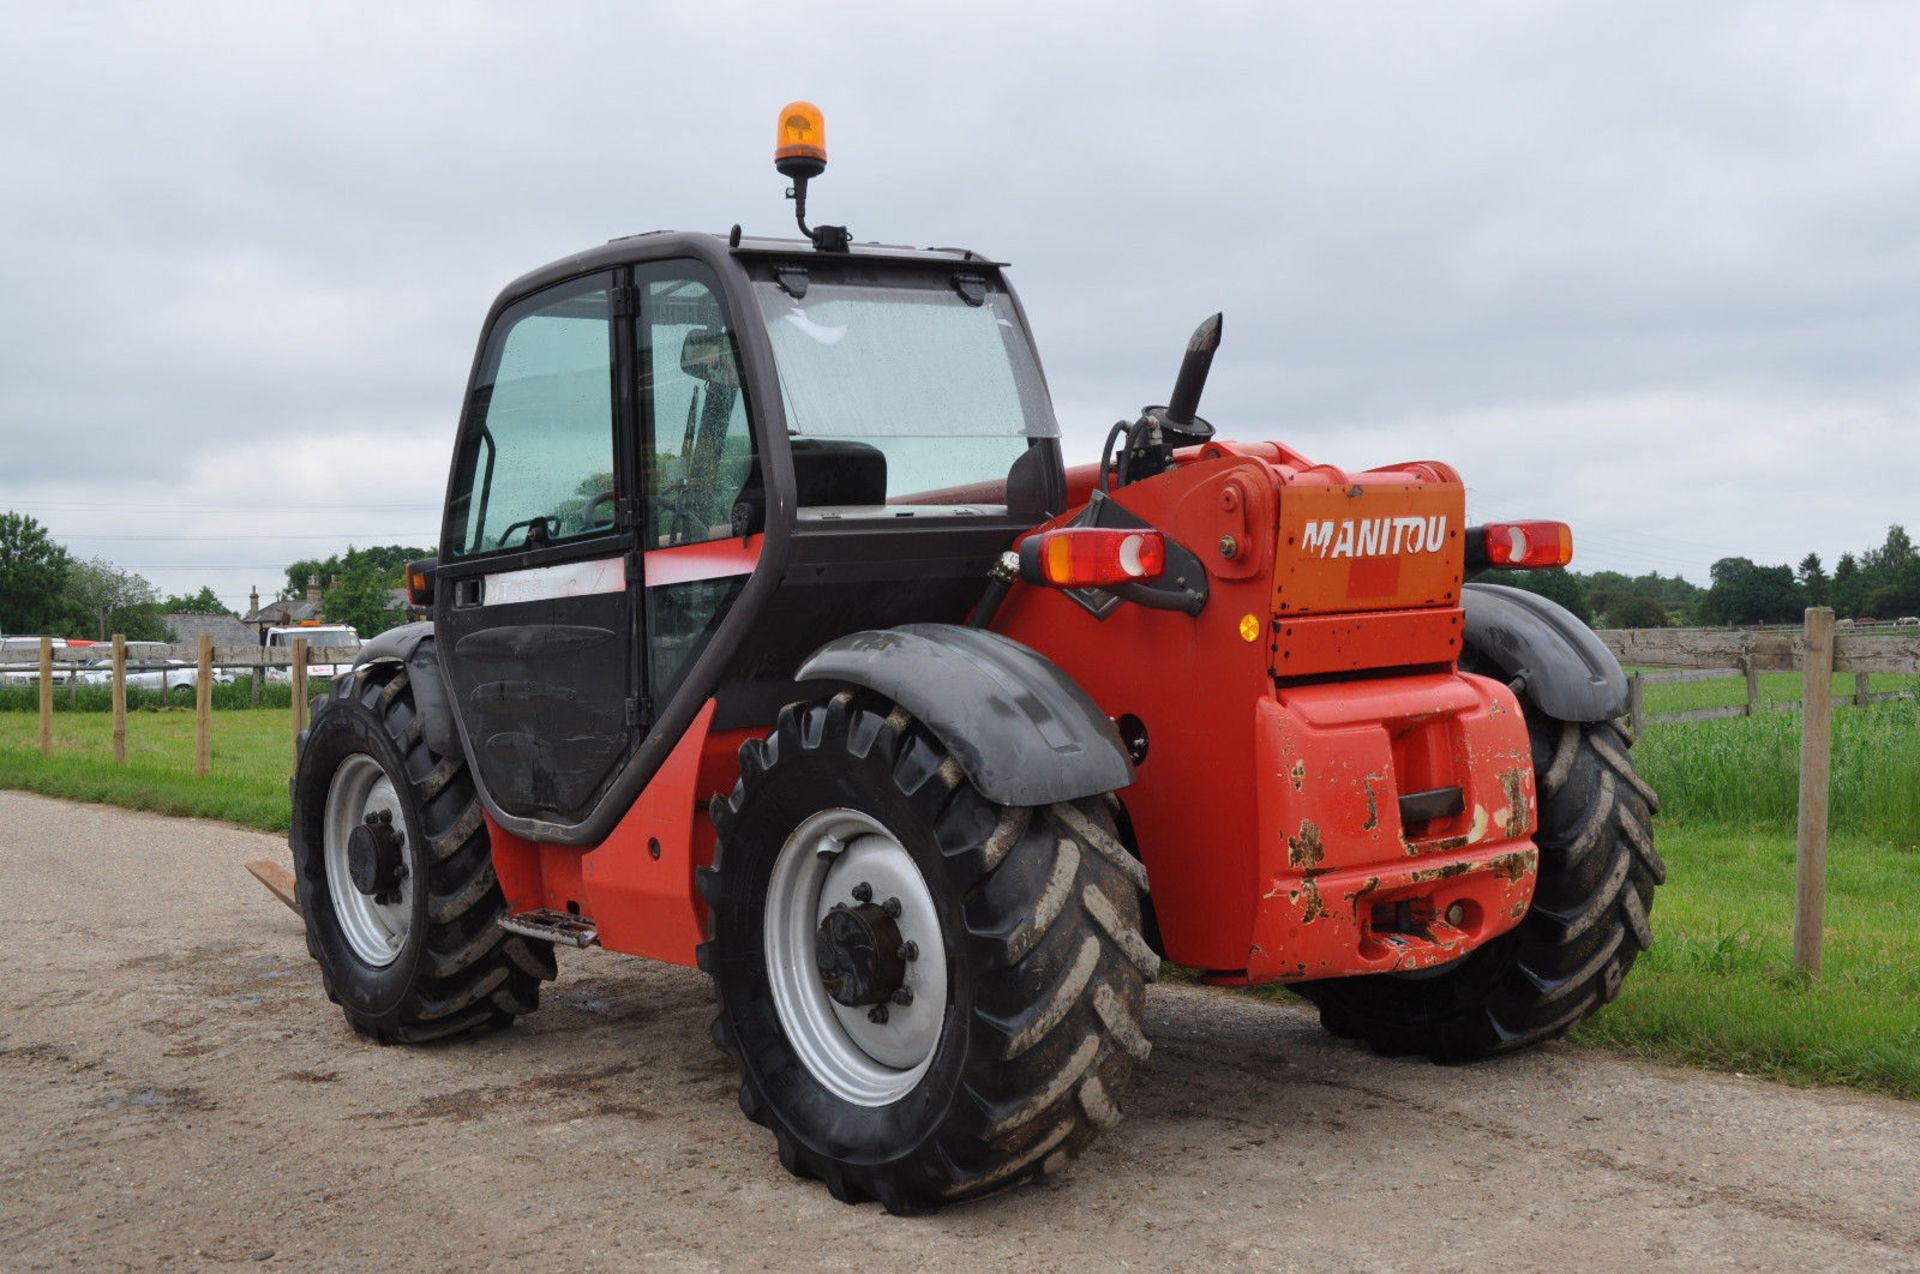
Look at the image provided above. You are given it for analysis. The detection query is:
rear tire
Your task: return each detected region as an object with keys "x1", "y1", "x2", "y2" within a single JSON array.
[
  {"x1": 1296, "y1": 711, "x2": 1663, "y2": 1060},
  {"x1": 702, "y1": 691, "x2": 1155, "y2": 1212},
  {"x1": 290, "y1": 659, "x2": 556, "y2": 1043}
]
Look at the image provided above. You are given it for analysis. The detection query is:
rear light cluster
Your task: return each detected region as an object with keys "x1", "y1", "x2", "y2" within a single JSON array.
[
  {"x1": 1020, "y1": 528, "x2": 1167, "y2": 588},
  {"x1": 1474, "y1": 521, "x2": 1573, "y2": 570}
]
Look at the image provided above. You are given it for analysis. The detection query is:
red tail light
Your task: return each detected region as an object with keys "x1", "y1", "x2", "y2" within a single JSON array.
[
  {"x1": 1480, "y1": 521, "x2": 1573, "y2": 569},
  {"x1": 1020, "y1": 528, "x2": 1167, "y2": 588}
]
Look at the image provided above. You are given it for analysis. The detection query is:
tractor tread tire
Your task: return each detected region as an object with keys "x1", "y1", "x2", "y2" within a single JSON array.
[
  {"x1": 701, "y1": 691, "x2": 1152, "y2": 1213},
  {"x1": 1297, "y1": 715, "x2": 1658, "y2": 1062},
  {"x1": 291, "y1": 658, "x2": 554, "y2": 1045}
]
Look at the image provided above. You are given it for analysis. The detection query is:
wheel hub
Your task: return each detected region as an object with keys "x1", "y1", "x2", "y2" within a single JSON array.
[
  {"x1": 346, "y1": 809, "x2": 406, "y2": 902},
  {"x1": 815, "y1": 902, "x2": 906, "y2": 1008},
  {"x1": 763, "y1": 809, "x2": 950, "y2": 1105}
]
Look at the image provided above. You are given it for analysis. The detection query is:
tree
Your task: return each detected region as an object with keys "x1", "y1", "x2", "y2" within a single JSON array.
[
  {"x1": 323, "y1": 555, "x2": 406, "y2": 639},
  {"x1": 164, "y1": 586, "x2": 230, "y2": 615},
  {"x1": 282, "y1": 545, "x2": 429, "y2": 601},
  {"x1": 1608, "y1": 595, "x2": 1669, "y2": 629},
  {"x1": 1704, "y1": 557, "x2": 1804, "y2": 626},
  {"x1": 0, "y1": 511, "x2": 72, "y2": 633},
  {"x1": 1797, "y1": 552, "x2": 1829, "y2": 606},
  {"x1": 1832, "y1": 552, "x2": 1863, "y2": 619},
  {"x1": 60, "y1": 557, "x2": 170, "y2": 642}
]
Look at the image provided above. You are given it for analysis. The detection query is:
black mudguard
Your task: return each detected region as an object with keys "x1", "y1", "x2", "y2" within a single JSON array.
[
  {"x1": 1462, "y1": 582, "x2": 1628, "y2": 722},
  {"x1": 796, "y1": 623, "x2": 1134, "y2": 807},
  {"x1": 352, "y1": 622, "x2": 459, "y2": 760}
]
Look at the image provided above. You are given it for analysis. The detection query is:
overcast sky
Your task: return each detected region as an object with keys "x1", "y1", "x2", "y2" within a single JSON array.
[{"x1": 3, "y1": 1, "x2": 1917, "y2": 610}]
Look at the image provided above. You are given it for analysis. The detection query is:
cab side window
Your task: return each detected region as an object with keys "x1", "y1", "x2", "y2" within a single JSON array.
[
  {"x1": 641, "y1": 276, "x2": 754, "y2": 547},
  {"x1": 447, "y1": 276, "x2": 616, "y2": 558}
]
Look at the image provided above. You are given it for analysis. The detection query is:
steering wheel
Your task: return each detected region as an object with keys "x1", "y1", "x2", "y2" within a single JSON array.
[{"x1": 494, "y1": 515, "x2": 553, "y2": 550}]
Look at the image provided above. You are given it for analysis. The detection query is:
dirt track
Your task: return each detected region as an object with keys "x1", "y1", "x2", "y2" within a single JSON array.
[{"x1": 2, "y1": 790, "x2": 1916, "y2": 1271}]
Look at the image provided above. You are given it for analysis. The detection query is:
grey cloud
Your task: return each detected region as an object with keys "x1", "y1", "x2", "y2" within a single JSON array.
[{"x1": 2, "y1": 0, "x2": 1917, "y2": 608}]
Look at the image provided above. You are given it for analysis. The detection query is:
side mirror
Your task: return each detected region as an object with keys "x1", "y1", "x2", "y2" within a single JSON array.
[{"x1": 680, "y1": 328, "x2": 739, "y2": 387}]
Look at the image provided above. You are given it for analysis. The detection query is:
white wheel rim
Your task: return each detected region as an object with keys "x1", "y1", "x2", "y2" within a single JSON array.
[
  {"x1": 764, "y1": 808, "x2": 949, "y2": 1107},
  {"x1": 322, "y1": 753, "x2": 413, "y2": 968}
]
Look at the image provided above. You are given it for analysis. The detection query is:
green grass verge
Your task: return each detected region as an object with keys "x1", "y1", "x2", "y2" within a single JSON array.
[
  {"x1": 0, "y1": 679, "x2": 329, "y2": 713},
  {"x1": 0, "y1": 708, "x2": 294, "y2": 832}
]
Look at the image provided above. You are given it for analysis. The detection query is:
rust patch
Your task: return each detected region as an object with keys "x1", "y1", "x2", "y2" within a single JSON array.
[
  {"x1": 1289, "y1": 759, "x2": 1306, "y2": 792},
  {"x1": 1360, "y1": 773, "x2": 1381, "y2": 831},
  {"x1": 1287, "y1": 819, "x2": 1325, "y2": 870},
  {"x1": 1297, "y1": 876, "x2": 1327, "y2": 924},
  {"x1": 1408, "y1": 860, "x2": 1474, "y2": 884},
  {"x1": 1492, "y1": 848, "x2": 1538, "y2": 883},
  {"x1": 1495, "y1": 766, "x2": 1531, "y2": 833},
  {"x1": 1404, "y1": 832, "x2": 1469, "y2": 856}
]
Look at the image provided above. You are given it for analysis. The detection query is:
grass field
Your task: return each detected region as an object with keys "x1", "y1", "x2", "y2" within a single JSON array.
[
  {"x1": 0, "y1": 680, "x2": 1916, "y2": 1100},
  {"x1": 1567, "y1": 827, "x2": 1920, "y2": 1100},
  {"x1": 1630, "y1": 667, "x2": 1920, "y2": 715},
  {"x1": 0, "y1": 708, "x2": 296, "y2": 831}
]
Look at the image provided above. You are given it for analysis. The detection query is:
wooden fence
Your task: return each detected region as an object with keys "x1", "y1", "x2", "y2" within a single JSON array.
[
  {"x1": 1598, "y1": 610, "x2": 1920, "y2": 977},
  {"x1": 1, "y1": 636, "x2": 361, "y2": 771}
]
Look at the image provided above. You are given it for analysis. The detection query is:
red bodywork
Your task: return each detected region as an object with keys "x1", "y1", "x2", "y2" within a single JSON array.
[{"x1": 492, "y1": 440, "x2": 1539, "y2": 985}]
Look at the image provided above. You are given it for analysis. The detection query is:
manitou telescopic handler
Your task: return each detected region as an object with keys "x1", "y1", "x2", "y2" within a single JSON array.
[{"x1": 286, "y1": 102, "x2": 1660, "y2": 1212}]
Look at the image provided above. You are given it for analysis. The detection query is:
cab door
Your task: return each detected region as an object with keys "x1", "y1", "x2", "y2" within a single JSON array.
[{"x1": 434, "y1": 272, "x2": 638, "y2": 822}]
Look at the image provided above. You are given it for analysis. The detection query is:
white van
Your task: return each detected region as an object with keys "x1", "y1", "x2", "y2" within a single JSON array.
[{"x1": 265, "y1": 626, "x2": 362, "y2": 684}]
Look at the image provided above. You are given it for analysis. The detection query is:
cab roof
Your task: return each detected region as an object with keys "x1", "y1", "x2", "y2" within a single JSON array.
[{"x1": 495, "y1": 230, "x2": 1004, "y2": 311}]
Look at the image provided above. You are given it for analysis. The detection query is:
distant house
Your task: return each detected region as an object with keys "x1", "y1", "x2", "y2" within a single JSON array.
[
  {"x1": 243, "y1": 577, "x2": 326, "y2": 643},
  {"x1": 166, "y1": 612, "x2": 255, "y2": 650}
]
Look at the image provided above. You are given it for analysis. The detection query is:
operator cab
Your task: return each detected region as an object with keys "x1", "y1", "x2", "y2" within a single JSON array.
[{"x1": 428, "y1": 127, "x2": 1064, "y2": 838}]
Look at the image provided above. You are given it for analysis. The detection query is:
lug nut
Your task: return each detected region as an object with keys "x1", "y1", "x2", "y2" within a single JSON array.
[
  {"x1": 851, "y1": 881, "x2": 873, "y2": 903},
  {"x1": 1444, "y1": 902, "x2": 1467, "y2": 927},
  {"x1": 881, "y1": 896, "x2": 902, "y2": 919},
  {"x1": 1218, "y1": 534, "x2": 1239, "y2": 559},
  {"x1": 898, "y1": 941, "x2": 919, "y2": 962},
  {"x1": 867, "y1": 1005, "x2": 890, "y2": 1024},
  {"x1": 892, "y1": 987, "x2": 914, "y2": 1006}
]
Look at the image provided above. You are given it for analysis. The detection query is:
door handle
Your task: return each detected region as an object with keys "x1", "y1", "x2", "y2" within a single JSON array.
[{"x1": 453, "y1": 577, "x2": 484, "y2": 608}]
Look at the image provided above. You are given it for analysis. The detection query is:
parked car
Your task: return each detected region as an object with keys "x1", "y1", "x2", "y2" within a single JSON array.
[
  {"x1": 0, "y1": 635, "x2": 67, "y2": 686},
  {"x1": 1897, "y1": 616, "x2": 1920, "y2": 628},
  {"x1": 264, "y1": 625, "x2": 362, "y2": 684},
  {"x1": 70, "y1": 641, "x2": 236, "y2": 696}
]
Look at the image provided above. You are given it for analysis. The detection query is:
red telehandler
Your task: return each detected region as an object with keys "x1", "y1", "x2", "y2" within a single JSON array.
[{"x1": 285, "y1": 102, "x2": 1660, "y2": 1212}]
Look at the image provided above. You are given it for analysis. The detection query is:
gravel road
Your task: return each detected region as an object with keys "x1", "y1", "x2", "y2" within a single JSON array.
[{"x1": 2, "y1": 789, "x2": 1916, "y2": 1271}]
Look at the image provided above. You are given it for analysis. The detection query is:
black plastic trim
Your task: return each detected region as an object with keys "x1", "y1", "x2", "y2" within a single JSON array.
[
  {"x1": 796, "y1": 623, "x2": 1133, "y2": 807},
  {"x1": 1461, "y1": 582, "x2": 1629, "y2": 722},
  {"x1": 352, "y1": 623, "x2": 459, "y2": 759}
]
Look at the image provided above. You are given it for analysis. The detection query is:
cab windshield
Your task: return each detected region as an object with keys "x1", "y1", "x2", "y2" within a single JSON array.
[{"x1": 752, "y1": 265, "x2": 1055, "y2": 503}]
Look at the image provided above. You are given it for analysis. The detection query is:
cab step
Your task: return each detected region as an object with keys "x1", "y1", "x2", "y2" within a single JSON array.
[{"x1": 499, "y1": 908, "x2": 599, "y2": 948}]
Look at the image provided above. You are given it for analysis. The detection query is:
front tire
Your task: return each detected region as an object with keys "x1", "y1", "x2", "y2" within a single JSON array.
[
  {"x1": 1297, "y1": 712, "x2": 1663, "y2": 1060},
  {"x1": 290, "y1": 660, "x2": 556, "y2": 1043},
  {"x1": 702, "y1": 691, "x2": 1156, "y2": 1212}
]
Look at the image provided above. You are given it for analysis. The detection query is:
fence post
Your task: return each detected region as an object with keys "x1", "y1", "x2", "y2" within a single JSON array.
[
  {"x1": 291, "y1": 636, "x2": 309, "y2": 770},
  {"x1": 1793, "y1": 606, "x2": 1835, "y2": 977},
  {"x1": 194, "y1": 633, "x2": 213, "y2": 778},
  {"x1": 38, "y1": 636, "x2": 53, "y2": 757},
  {"x1": 111, "y1": 634, "x2": 128, "y2": 765},
  {"x1": 1626, "y1": 672, "x2": 1644, "y2": 735},
  {"x1": 250, "y1": 652, "x2": 262, "y2": 708},
  {"x1": 1853, "y1": 671, "x2": 1870, "y2": 708},
  {"x1": 1742, "y1": 655, "x2": 1759, "y2": 716}
]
